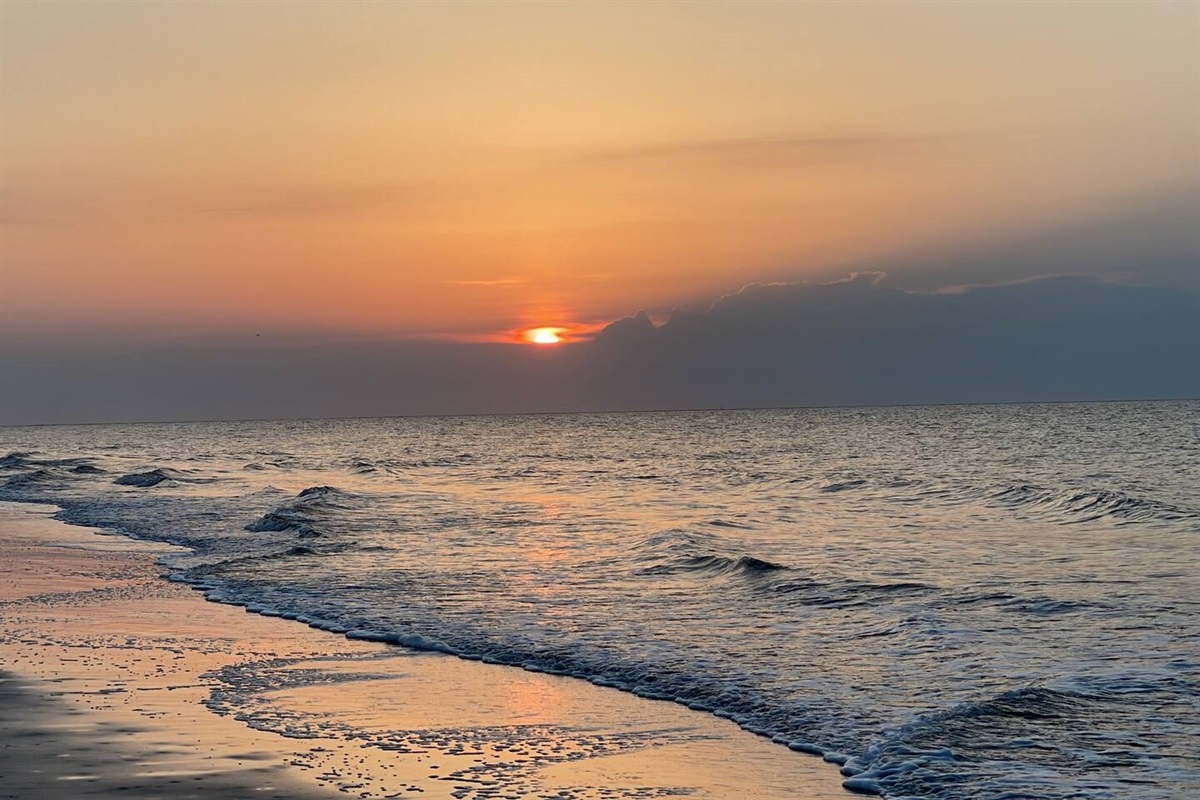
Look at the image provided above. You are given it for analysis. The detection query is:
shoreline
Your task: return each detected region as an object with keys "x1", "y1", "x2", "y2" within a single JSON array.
[{"x1": 0, "y1": 501, "x2": 849, "y2": 799}]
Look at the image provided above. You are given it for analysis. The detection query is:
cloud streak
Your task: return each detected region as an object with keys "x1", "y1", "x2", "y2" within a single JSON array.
[
  {"x1": 574, "y1": 131, "x2": 966, "y2": 168},
  {"x1": 446, "y1": 278, "x2": 527, "y2": 288},
  {"x1": 198, "y1": 183, "x2": 417, "y2": 218}
]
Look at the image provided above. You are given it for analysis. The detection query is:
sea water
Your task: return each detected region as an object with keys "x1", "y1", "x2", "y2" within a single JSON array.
[{"x1": 2, "y1": 401, "x2": 1197, "y2": 799}]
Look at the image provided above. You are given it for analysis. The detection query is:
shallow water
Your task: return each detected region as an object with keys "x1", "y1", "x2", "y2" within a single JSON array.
[{"x1": 2, "y1": 401, "x2": 1197, "y2": 799}]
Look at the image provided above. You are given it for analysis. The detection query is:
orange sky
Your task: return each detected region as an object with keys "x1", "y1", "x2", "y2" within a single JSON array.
[{"x1": 1, "y1": 1, "x2": 1197, "y2": 346}]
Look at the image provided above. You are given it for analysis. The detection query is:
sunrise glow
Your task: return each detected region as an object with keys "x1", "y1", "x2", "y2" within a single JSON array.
[{"x1": 528, "y1": 328, "x2": 564, "y2": 345}]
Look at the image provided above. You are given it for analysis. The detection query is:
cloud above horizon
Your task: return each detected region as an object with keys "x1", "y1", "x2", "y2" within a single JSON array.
[
  {"x1": 2, "y1": 275, "x2": 1195, "y2": 425},
  {"x1": 873, "y1": 186, "x2": 1200, "y2": 293}
]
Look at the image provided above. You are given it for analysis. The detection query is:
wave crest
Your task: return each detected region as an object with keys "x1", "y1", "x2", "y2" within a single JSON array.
[
  {"x1": 669, "y1": 554, "x2": 789, "y2": 575},
  {"x1": 0, "y1": 451, "x2": 35, "y2": 470},
  {"x1": 987, "y1": 483, "x2": 1198, "y2": 525},
  {"x1": 114, "y1": 468, "x2": 175, "y2": 487},
  {"x1": 244, "y1": 485, "x2": 354, "y2": 539},
  {"x1": 3, "y1": 468, "x2": 60, "y2": 488}
]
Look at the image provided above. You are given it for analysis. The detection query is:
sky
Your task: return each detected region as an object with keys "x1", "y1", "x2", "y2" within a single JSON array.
[{"x1": 1, "y1": 0, "x2": 1197, "y2": 423}]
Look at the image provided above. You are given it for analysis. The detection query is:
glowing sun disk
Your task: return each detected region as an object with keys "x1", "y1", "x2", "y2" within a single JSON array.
[{"x1": 529, "y1": 328, "x2": 563, "y2": 345}]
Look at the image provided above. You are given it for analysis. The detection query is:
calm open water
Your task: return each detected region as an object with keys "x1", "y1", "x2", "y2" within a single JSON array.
[{"x1": 2, "y1": 401, "x2": 1197, "y2": 799}]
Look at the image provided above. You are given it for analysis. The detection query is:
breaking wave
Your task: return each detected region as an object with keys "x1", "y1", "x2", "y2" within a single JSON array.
[{"x1": 244, "y1": 486, "x2": 354, "y2": 539}]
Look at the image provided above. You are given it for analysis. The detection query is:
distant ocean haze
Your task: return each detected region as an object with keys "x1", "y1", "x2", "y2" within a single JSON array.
[{"x1": 1, "y1": 400, "x2": 1197, "y2": 799}]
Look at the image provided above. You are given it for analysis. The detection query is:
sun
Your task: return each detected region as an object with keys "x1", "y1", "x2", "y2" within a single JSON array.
[{"x1": 527, "y1": 327, "x2": 564, "y2": 345}]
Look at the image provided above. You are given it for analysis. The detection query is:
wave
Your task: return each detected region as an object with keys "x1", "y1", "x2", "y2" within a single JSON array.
[
  {"x1": 0, "y1": 451, "x2": 35, "y2": 470},
  {"x1": 838, "y1": 685, "x2": 1113, "y2": 796},
  {"x1": 244, "y1": 485, "x2": 354, "y2": 539},
  {"x1": 113, "y1": 466, "x2": 219, "y2": 488},
  {"x1": 645, "y1": 553, "x2": 789, "y2": 576},
  {"x1": 948, "y1": 590, "x2": 1111, "y2": 616},
  {"x1": 114, "y1": 468, "x2": 176, "y2": 487},
  {"x1": 772, "y1": 577, "x2": 937, "y2": 609},
  {"x1": 938, "y1": 685, "x2": 1089, "y2": 721},
  {"x1": 297, "y1": 485, "x2": 347, "y2": 501},
  {"x1": 631, "y1": 528, "x2": 945, "y2": 612},
  {"x1": 706, "y1": 518, "x2": 756, "y2": 529},
  {"x1": 398, "y1": 453, "x2": 477, "y2": 469},
  {"x1": 628, "y1": 528, "x2": 725, "y2": 565},
  {"x1": 1011, "y1": 487, "x2": 1197, "y2": 524},
  {"x1": 630, "y1": 526, "x2": 788, "y2": 578},
  {"x1": 3, "y1": 468, "x2": 62, "y2": 488},
  {"x1": 799, "y1": 471, "x2": 1198, "y2": 527},
  {"x1": 244, "y1": 512, "x2": 322, "y2": 537},
  {"x1": 2, "y1": 452, "x2": 102, "y2": 474},
  {"x1": 966, "y1": 482, "x2": 1200, "y2": 528},
  {"x1": 819, "y1": 478, "x2": 869, "y2": 493}
]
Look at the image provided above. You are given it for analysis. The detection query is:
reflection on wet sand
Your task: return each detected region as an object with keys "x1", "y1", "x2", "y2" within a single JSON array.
[{"x1": 0, "y1": 502, "x2": 845, "y2": 800}]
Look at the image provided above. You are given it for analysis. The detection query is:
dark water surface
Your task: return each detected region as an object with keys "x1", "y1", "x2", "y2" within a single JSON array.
[{"x1": 2, "y1": 401, "x2": 1197, "y2": 799}]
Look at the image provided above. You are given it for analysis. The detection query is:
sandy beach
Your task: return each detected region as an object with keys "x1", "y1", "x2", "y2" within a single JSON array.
[{"x1": 0, "y1": 502, "x2": 847, "y2": 800}]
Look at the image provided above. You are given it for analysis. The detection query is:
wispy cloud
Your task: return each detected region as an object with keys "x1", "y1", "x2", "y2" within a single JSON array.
[
  {"x1": 446, "y1": 277, "x2": 527, "y2": 288},
  {"x1": 0, "y1": 185, "x2": 76, "y2": 228},
  {"x1": 201, "y1": 183, "x2": 416, "y2": 218},
  {"x1": 575, "y1": 131, "x2": 962, "y2": 168},
  {"x1": 0, "y1": 181, "x2": 423, "y2": 226}
]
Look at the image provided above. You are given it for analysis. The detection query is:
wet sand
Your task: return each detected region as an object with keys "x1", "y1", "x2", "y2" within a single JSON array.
[{"x1": 0, "y1": 502, "x2": 848, "y2": 799}]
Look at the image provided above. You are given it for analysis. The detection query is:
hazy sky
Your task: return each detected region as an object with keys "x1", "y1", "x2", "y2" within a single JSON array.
[{"x1": 1, "y1": 1, "x2": 1197, "y2": 422}]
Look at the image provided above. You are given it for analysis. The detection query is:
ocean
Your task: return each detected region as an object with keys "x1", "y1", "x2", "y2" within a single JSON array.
[{"x1": 1, "y1": 401, "x2": 1196, "y2": 799}]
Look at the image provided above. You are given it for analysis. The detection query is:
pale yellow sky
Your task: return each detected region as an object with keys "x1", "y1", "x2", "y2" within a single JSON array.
[{"x1": 1, "y1": 0, "x2": 1197, "y2": 344}]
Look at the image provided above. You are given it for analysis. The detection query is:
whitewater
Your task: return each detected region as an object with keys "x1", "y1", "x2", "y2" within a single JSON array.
[{"x1": 1, "y1": 400, "x2": 1197, "y2": 799}]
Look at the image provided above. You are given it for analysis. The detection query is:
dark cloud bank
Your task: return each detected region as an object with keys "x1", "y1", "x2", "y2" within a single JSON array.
[{"x1": 1, "y1": 275, "x2": 1197, "y2": 425}]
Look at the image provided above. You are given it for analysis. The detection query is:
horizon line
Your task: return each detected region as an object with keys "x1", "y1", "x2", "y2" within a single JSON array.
[{"x1": 1, "y1": 395, "x2": 1195, "y2": 431}]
